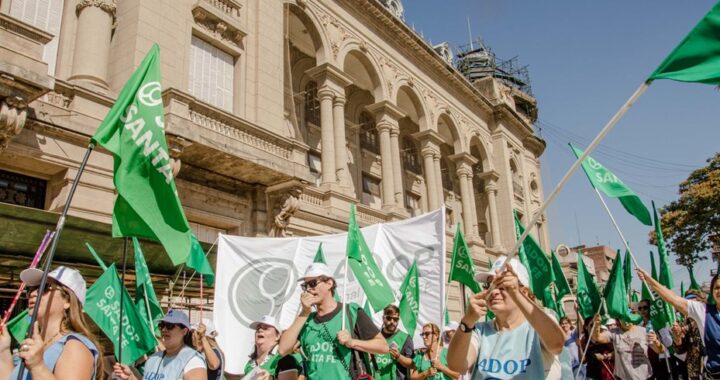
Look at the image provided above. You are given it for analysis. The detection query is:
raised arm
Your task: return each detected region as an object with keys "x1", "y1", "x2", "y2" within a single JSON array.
[
  {"x1": 447, "y1": 290, "x2": 487, "y2": 373},
  {"x1": 637, "y1": 268, "x2": 688, "y2": 316},
  {"x1": 278, "y1": 292, "x2": 314, "y2": 356}
]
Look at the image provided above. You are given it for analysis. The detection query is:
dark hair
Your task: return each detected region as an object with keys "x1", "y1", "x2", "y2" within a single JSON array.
[
  {"x1": 183, "y1": 328, "x2": 194, "y2": 347},
  {"x1": 384, "y1": 304, "x2": 400, "y2": 315},
  {"x1": 559, "y1": 317, "x2": 571, "y2": 325},
  {"x1": 710, "y1": 274, "x2": 720, "y2": 299}
]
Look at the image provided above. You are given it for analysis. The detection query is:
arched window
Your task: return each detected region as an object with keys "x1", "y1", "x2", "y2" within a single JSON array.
[
  {"x1": 510, "y1": 159, "x2": 523, "y2": 200},
  {"x1": 402, "y1": 136, "x2": 422, "y2": 175},
  {"x1": 304, "y1": 81, "x2": 320, "y2": 126},
  {"x1": 441, "y1": 157, "x2": 453, "y2": 191},
  {"x1": 359, "y1": 111, "x2": 379, "y2": 154}
]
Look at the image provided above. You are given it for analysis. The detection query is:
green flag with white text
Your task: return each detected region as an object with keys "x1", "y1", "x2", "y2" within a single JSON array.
[
  {"x1": 513, "y1": 212, "x2": 554, "y2": 297},
  {"x1": 551, "y1": 251, "x2": 571, "y2": 300},
  {"x1": 91, "y1": 44, "x2": 194, "y2": 266},
  {"x1": 642, "y1": 251, "x2": 669, "y2": 330},
  {"x1": 689, "y1": 266, "x2": 702, "y2": 291},
  {"x1": 570, "y1": 144, "x2": 651, "y2": 226},
  {"x1": 346, "y1": 205, "x2": 394, "y2": 311},
  {"x1": 449, "y1": 225, "x2": 481, "y2": 293},
  {"x1": 85, "y1": 263, "x2": 157, "y2": 364},
  {"x1": 398, "y1": 261, "x2": 420, "y2": 337},
  {"x1": 649, "y1": 1, "x2": 720, "y2": 84},
  {"x1": 133, "y1": 238, "x2": 163, "y2": 335},
  {"x1": 576, "y1": 249, "x2": 602, "y2": 319}
]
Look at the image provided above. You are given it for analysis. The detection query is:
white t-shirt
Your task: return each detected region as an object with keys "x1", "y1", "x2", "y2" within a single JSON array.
[
  {"x1": 184, "y1": 355, "x2": 206, "y2": 373},
  {"x1": 687, "y1": 300, "x2": 707, "y2": 332}
]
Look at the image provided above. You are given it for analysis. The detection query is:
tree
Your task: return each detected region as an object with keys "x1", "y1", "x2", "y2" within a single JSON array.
[{"x1": 650, "y1": 153, "x2": 720, "y2": 269}]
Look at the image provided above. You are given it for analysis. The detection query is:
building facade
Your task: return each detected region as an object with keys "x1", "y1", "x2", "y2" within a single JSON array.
[{"x1": 0, "y1": 0, "x2": 548, "y2": 318}]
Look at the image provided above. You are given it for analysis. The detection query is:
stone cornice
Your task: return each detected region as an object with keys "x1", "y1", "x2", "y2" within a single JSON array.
[
  {"x1": 0, "y1": 13, "x2": 52, "y2": 45},
  {"x1": 411, "y1": 130, "x2": 444, "y2": 147},
  {"x1": 448, "y1": 152, "x2": 478, "y2": 167},
  {"x1": 523, "y1": 134, "x2": 546, "y2": 157},
  {"x1": 365, "y1": 100, "x2": 404, "y2": 122},
  {"x1": 305, "y1": 63, "x2": 353, "y2": 89}
]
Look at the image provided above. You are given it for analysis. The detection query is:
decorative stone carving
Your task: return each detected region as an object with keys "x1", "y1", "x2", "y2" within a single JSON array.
[
  {"x1": 0, "y1": 99, "x2": 27, "y2": 151},
  {"x1": 267, "y1": 181, "x2": 306, "y2": 237},
  {"x1": 76, "y1": 0, "x2": 117, "y2": 16},
  {"x1": 192, "y1": 1, "x2": 246, "y2": 49},
  {"x1": 167, "y1": 135, "x2": 192, "y2": 176}
]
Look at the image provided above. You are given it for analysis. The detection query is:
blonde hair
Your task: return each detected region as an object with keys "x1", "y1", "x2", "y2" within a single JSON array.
[{"x1": 54, "y1": 282, "x2": 105, "y2": 379}]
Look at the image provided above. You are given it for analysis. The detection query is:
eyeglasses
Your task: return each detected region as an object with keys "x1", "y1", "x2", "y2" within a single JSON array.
[
  {"x1": 301, "y1": 277, "x2": 326, "y2": 291},
  {"x1": 159, "y1": 322, "x2": 181, "y2": 330},
  {"x1": 420, "y1": 332, "x2": 434, "y2": 338},
  {"x1": 384, "y1": 316, "x2": 399, "y2": 322}
]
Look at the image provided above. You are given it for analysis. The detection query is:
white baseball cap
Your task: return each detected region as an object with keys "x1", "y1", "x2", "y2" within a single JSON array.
[
  {"x1": 21, "y1": 266, "x2": 87, "y2": 305},
  {"x1": 192, "y1": 318, "x2": 218, "y2": 337},
  {"x1": 443, "y1": 321, "x2": 459, "y2": 332},
  {"x1": 249, "y1": 315, "x2": 282, "y2": 333},
  {"x1": 298, "y1": 263, "x2": 333, "y2": 281},
  {"x1": 474, "y1": 256, "x2": 530, "y2": 288}
]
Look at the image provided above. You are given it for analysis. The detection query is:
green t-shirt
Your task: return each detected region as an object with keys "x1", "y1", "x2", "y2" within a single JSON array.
[
  {"x1": 299, "y1": 304, "x2": 358, "y2": 380},
  {"x1": 243, "y1": 351, "x2": 304, "y2": 377},
  {"x1": 375, "y1": 331, "x2": 409, "y2": 380},
  {"x1": 412, "y1": 348, "x2": 452, "y2": 380}
]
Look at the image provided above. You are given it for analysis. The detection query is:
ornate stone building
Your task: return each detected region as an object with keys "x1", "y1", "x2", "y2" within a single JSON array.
[{"x1": 0, "y1": 0, "x2": 548, "y2": 318}]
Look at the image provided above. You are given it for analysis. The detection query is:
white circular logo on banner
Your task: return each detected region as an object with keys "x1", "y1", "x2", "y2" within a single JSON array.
[
  {"x1": 138, "y1": 81, "x2": 162, "y2": 107},
  {"x1": 227, "y1": 258, "x2": 298, "y2": 327}
]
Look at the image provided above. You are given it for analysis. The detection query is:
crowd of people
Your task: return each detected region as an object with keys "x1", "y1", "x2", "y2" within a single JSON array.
[{"x1": 1, "y1": 257, "x2": 719, "y2": 379}]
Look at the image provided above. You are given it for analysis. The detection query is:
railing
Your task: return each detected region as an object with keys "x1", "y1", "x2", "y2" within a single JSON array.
[{"x1": 200, "y1": 0, "x2": 242, "y2": 18}]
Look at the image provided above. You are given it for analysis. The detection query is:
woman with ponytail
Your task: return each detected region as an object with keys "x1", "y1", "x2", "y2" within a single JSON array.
[{"x1": 0, "y1": 266, "x2": 103, "y2": 379}]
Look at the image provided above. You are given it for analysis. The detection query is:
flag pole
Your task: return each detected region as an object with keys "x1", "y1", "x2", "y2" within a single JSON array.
[
  {"x1": 506, "y1": 82, "x2": 650, "y2": 263},
  {"x1": 15, "y1": 143, "x2": 95, "y2": 380},
  {"x1": 171, "y1": 236, "x2": 218, "y2": 299},
  {"x1": 118, "y1": 237, "x2": 130, "y2": 364},
  {"x1": 575, "y1": 301, "x2": 605, "y2": 379},
  {"x1": 341, "y1": 255, "x2": 349, "y2": 331},
  {"x1": 591, "y1": 187, "x2": 656, "y2": 301},
  {"x1": 200, "y1": 274, "x2": 204, "y2": 322}
]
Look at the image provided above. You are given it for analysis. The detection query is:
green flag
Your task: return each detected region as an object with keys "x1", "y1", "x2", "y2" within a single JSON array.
[
  {"x1": 689, "y1": 266, "x2": 702, "y2": 291},
  {"x1": 84, "y1": 263, "x2": 157, "y2": 364},
  {"x1": 642, "y1": 251, "x2": 669, "y2": 330},
  {"x1": 631, "y1": 290, "x2": 640, "y2": 304},
  {"x1": 576, "y1": 249, "x2": 602, "y2": 319},
  {"x1": 604, "y1": 250, "x2": 640, "y2": 324},
  {"x1": 449, "y1": 225, "x2": 481, "y2": 293},
  {"x1": 543, "y1": 287, "x2": 560, "y2": 316},
  {"x1": 653, "y1": 202, "x2": 674, "y2": 291},
  {"x1": 363, "y1": 300, "x2": 373, "y2": 316},
  {"x1": 91, "y1": 44, "x2": 194, "y2": 266},
  {"x1": 187, "y1": 235, "x2": 214, "y2": 287},
  {"x1": 513, "y1": 212, "x2": 554, "y2": 296},
  {"x1": 346, "y1": 204, "x2": 394, "y2": 311},
  {"x1": 133, "y1": 237, "x2": 163, "y2": 334},
  {"x1": 313, "y1": 243, "x2": 327, "y2": 264},
  {"x1": 649, "y1": 1, "x2": 720, "y2": 84},
  {"x1": 555, "y1": 287, "x2": 566, "y2": 319},
  {"x1": 7, "y1": 309, "x2": 30, "y2": 344},
  {"x1": 623, "y1": 250, "x2": 633, "y2": 296},
  {"x1": 398, "y1": 260, "x2": 420, "y2": 337},
  {"x1": 444, "y1": 305, "x2": 450, "y2": 326},
  {"x1": 551, "y1": 251, "x2": 571, "y2": 300},
  {"x1": 570, "y1": 144, "x2": 652, "y2": 226},
  {"x1": 680, "y1": 281, "x2": 686, "y2": 297}
]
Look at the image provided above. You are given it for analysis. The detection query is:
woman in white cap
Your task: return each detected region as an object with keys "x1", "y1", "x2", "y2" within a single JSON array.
[
  {"x1": 114, "y1": 309, "x2": 207, "y2": 380},
  {"x1": 245, "y1": 315, "x2": 303, "y2": 379},
  {"x1": 0, "y1": 265, "x2": 103, "y2": 380},
  {"x1": 447, "y1": 256, "x2": 565, "y2": 379},
  {"x1": 193, "y1": 319, "x2": 224, "y2": 380}
]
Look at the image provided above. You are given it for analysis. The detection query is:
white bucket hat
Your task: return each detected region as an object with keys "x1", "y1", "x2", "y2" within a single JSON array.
[
  {"x1": 21, "y1": 266, "x2": 87, "y2": 305},
  {"x1": 474, "y1": 256, "x2": 530, "y2": 288},
  {"x1": 249, "y1": 315, "x2": 282, "y2": 333},
  {"x1": 298, "y1": 263, "x2": 333, "y2": 281}
]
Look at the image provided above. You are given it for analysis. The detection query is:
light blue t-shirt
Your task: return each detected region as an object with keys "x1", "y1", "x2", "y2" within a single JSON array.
[{"x1": 470, "y1": 320, "x2": 549, "y2": 379}]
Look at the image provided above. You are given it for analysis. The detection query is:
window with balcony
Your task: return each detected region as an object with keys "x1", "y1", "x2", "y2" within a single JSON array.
[
  {"x1": 0, "y1": 170, "x2": 46, "y2": 209},
  {"x1": 402, "y1": 137, "x2": 422, "y2": 175},
  {"x1": 307, "y1": 151, "x2": 321, "y2": 187},
  {"x1": 405, "y1": 192, "x2": 421, "y2": 216},
  {"x1": 10, "y1": 0, "x2": 63, "y2": 75},
  {"x1": 304, "y1": 81, "x2": 320, "y2": 126},
  {"x1": 189, "y1": 35, "x2": 234, "y2": 111},
  {"x1": 359, "y1": 112, "x2": 379, "y2": 154},
  {"x1": 361, "y1": 173, "x2": 381, "y2": 208}
]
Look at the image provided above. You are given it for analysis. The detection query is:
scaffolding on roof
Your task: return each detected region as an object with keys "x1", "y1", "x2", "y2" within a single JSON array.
[{"x1": 455, "y1": 38, "x2": 533, "y2": 96}]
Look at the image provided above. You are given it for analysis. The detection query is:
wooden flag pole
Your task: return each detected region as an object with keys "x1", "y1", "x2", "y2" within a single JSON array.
[
  {"x1": 506, "y1": 82, "x2": 651, "y2": 263},
  {"x1": 15, "y1": 143, "x2": 95, "y2": 380},
  {"x1": 118, "y1": 237, "x2": 130, "y2": 364}
]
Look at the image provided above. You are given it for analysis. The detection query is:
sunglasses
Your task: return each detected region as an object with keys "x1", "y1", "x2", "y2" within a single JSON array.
[
  {"x1": 420, "y1": 332, "x2": 434, "y2": 338},
  {"x1": 159, "y1": 322, "x2": 182, "y2": 330},
  {"x1": 638, "y1": 306, "x2": 649, "y2": 311},
  {"x1": 384, "y1": 316, "x2": 399, "y2": 322},
  {"x1": 301, "y1": 277, "x2": 326, "y2": 291}
]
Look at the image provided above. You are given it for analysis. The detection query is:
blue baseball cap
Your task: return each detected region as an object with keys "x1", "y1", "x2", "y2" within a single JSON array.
[{"x1": 160, "y1": 309, "x2": 191, "y2": 329}]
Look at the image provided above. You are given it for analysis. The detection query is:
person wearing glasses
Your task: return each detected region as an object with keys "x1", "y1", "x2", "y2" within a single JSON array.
[
  {"x1": 410, "y1": 323, "x2": 460, "y2": 380},
  {"x1": 114, "y1": 309, "x2": 207, "y2": 380},
  {"x1": 447, "y1": 256, "x2": 565, "y2": 379},
  {"x1": 0, "y1": 266, "x2": 103, "y2": 380},
  {"x1": 278, "y1": 263, "x2": 388, "y2": 379},
  {"x1": 375, "y1": 304, "x2": 414, "y2": 379},
  {"x1": 636, "y1": 299, "x2": 673, "y2": 379}
]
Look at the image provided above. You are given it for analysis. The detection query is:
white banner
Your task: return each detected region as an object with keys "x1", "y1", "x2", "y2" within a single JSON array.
[{"x1": 214, "y1": 208, "x2": 446, "y2": 374}]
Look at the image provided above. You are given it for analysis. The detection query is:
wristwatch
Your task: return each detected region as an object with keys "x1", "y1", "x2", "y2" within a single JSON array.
[{"x1": 459, "y1": 321, "x2": 474, "y2": 333}]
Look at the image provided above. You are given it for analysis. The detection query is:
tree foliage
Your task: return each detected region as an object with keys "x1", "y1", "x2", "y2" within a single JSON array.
[{"x1": 650, "y1": 153, "x2": 720, "y2": 267}]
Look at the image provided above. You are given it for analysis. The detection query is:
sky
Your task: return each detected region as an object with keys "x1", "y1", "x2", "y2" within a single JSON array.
[{"x1": 404, "y1": 0, "x2": 719, "y2": 293}]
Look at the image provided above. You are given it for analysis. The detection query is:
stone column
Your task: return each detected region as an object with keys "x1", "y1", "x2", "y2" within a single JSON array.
[
  {"x1": 318, "y1": 88, "x2": 336, "y2": 187},
  {"x1": 332, "y1": 95, "x2": 350, "y2": 192},
  {"x1": 456, "y1": 165, "x2": 475, "y2": 238},
  {"x1": 377, "y1": 121, "x2": 396, "y2": 209},
  {"x1": 421, "y1": 147, "x2": 438, "y2": 210},
  {"x1": 389, "y1": 127, "x2": 403, "y2": 205},
  {"x1": 69, "y1": 0, "x2": 116, "y2": 89},
  {"x1": 433, "y1": 154, "x2": 443, "y2": 206},
  {"x1": 485, "y1": 179, "x2": 502, "y2": 249}
]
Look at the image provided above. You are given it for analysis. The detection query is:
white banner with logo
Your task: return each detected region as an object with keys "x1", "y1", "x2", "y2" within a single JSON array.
[{"x1": 214, "y1": 208, "x2": 446, "y2": 374}]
